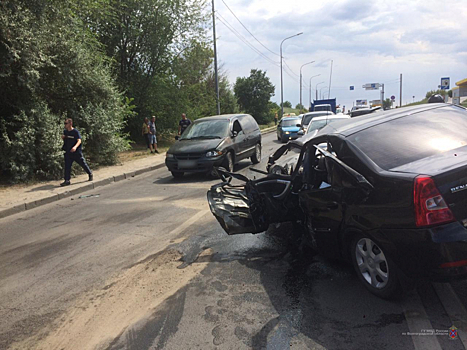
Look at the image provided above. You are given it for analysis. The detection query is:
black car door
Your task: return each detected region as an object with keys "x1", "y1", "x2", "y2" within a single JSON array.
[
  {"x1": 232, "y1": 119, "x2": 248, "y2": 160},
  {"x1": 299, "y1": 142, "x2": 373, "y2": 258}
]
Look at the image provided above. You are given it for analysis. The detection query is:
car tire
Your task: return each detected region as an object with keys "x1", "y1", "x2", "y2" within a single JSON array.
[
  {"x1": 171, "y1": 171, "x2": 184, "y2": 178},
  {"x1": 281, "y1": 136, "x2": 287, "y2": 143},
  {"x1": 350, "y1": 233, "x2": 401, "y2": 299},
  {"x1": 223, "y1": 152, "x2": 234, "y2": 172},
  {"x1": 251, "y1": 143, "x2": 261, "y2": 164}
]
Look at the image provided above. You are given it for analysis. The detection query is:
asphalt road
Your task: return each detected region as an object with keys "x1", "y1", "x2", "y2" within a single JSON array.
[{"x1": 1, "y1": 131, "x2": 467, "y2": 350}]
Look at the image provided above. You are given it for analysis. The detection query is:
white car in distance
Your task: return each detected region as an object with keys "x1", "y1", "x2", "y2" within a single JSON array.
[{"x1": 305, "y1": 114, "x2": 351, "y2": 135}]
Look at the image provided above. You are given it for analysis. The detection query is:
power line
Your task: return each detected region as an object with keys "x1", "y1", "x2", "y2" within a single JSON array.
[
  {"x1": 220, "y1": 0, "x2": 280, "y2": 57},
  {"x1": 282, "y1": 59, "x2": 299, "y2": 78},
  {"x1": 215, "y1": 13, "x2": 279, "y2": 66}
]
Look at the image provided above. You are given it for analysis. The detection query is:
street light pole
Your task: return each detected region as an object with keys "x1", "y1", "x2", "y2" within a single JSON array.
[
  {"x1": 309, "y1": 74, "x2": 321, "y2": 109},
  {"x1": 280, "y1": 32, "x2": 303, "y2": 117},
  {"x1": 316, "y1": 81, "x2": 324, "y2": 100},
  {"x1": 320, "y1": 86, "x2": 328, "y2": 100},
  {"x1": 211, "y1": 0, "x2": 220, "y2": 114},
  {"x1": 300, "y1": 60, "x2": 314, "y2": 108}
]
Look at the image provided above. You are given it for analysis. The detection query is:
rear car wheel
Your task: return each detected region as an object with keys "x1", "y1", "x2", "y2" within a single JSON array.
[
  {"x1": 350, "y1": 234, "x2": 401, "y2": 299},
  {"x1": 223, "y1": 152, "x2": 234, "y2": 172},
  {"x1": 171, "y1": 171, "x2": 184, "y2": 178},
  {"x1": 251, "y1": 143, "x2": 261, "y2": 164}
]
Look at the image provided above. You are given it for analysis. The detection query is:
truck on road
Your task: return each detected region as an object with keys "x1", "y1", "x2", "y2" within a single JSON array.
[{"x1": 310, "y1": 98, "x2": 337, "y2": 114}]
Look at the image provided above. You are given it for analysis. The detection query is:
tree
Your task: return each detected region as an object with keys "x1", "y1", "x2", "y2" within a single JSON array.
[
  {"x1": 383, "y1": 98, "x2": 392, "y2": 110},
  {"x1": 86, "y1": 0, "x2": 210, "y2": 139},
  {"x1": 234, "y1": 69, "x2": 275, "y2": 124},
  {"x1": 281, "y1": 101, "x2": 292, "y2": 108},
  {"x1": 0, "y1": 0, "x2": 130, "y2": 183},
  {"x1": 295, "y1": 103, "x2": 304, "y2": 110}
]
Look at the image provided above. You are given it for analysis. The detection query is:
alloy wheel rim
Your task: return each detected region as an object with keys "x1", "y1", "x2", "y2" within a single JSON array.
[
  {"x1": 355, "y1": 238, "x2": 389, "y2": 289},
  {"x1": 256, "y1": 145, "x2": 261, "y2": 160}
]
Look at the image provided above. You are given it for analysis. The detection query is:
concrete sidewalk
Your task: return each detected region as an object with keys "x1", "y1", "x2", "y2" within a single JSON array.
[
  {"x1": 0, "y1": 126, "x2": 277, "y2": 219},
  {"x1": 0, "y1": 154, "x2": 167, "y2": 219}
]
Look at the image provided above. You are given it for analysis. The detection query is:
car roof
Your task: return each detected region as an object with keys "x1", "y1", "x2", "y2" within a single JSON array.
[
  {"x1": 318, "y1": 104, "x2": 462, "y2": 137},
  {"x1": 303, "y1": 111, "x2": 334, "y2": 116},
  {"x1": 310, "y1": 115, "x2": 350, "y2": 121},
  {"x1": 294, "y1": 104, "x2": 464, "y2": 146},
  {"x1": 195, "y1": 114, "x2": 250, "y2": 122}
]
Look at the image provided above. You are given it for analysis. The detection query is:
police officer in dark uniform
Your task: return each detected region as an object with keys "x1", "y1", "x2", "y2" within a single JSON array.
[
  {"x1": 178, "y1": 113, "x2": 191, "y2": 136},
  {"x1": 61, "y1": 118, "x2": 93, "y2": 186}
]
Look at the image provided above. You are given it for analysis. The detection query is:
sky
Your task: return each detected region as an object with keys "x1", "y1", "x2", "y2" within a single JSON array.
[{"x1": 212, "y1": 0, "x2": 467, "y2": 109}]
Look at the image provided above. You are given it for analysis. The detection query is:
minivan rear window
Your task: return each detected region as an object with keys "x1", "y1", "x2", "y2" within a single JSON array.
[{"x1": 348, "y1": 107, "x2": 467, "y2": 170}]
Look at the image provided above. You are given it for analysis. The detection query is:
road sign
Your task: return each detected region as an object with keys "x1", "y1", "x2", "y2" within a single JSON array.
[
  {"x1": 391, "y1": 95, "x2": 395, "y2": 100},
  {"x1": 362, "y1": 83, "x2": 381, "y2": 90},
  {"x1": 440, "y1": 77, "x2": 450, "y2": 90},
  {"x1": 350, "y1": 86, "x2": 354, "y2": 90}
]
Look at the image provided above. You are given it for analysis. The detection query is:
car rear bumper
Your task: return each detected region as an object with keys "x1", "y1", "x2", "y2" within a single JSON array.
[
  {"x1": 379, "y1": 221, "x2": 467, "y2": 280},
  {"x1": 165, "y1": 156, "x2": 225, "y2": 173}
]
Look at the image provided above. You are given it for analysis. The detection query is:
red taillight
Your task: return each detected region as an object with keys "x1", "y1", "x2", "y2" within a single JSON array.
[
  {"x1": 440, "y1": 260, "x2": 467, "y2": 268},
  {"x1": 414, "y1": 176, "x2": 455, "y2": 227}
]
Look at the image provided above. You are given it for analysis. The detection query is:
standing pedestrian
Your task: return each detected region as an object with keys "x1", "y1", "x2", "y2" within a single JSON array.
[
  {"x1": 178, "y1": 113, "x2": 191, "y2": 135},
  {"x1": 60, "y1": 118, "x2": 93, "y2": 186},
  {"x1": 274, "y1": 112, "x2": 278, "y2": 125},
  {"x1": 148, "y1": 115, "x2": 159, "y2": 153},
  {"x1": 142, "y1": 117, "x2": 150, "y2": 151}
]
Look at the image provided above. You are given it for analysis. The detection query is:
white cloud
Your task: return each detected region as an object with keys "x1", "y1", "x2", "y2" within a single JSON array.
[{"x1": 214, "y1": 0, "x2": 467, "y2": 109}]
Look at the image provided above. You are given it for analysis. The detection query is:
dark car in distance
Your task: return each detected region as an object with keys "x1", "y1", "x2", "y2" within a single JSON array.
[
  {"x1": 207, "y1": 103, "x2": 467, "y2": 299},
  {"x1": 165, "y1": 114, "x2": 261, "y2": 178}
]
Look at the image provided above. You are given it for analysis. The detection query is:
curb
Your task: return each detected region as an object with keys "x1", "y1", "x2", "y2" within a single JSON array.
[
  {"x1": 0, "y1": 162, "x2": 166, "y2": 220},
  {"x1": 0, "y1": 128, "x2": 275, "y2": 220}
]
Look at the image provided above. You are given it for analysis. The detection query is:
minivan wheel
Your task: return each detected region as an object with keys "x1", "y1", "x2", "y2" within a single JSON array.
[
  {"x1": 351, "y1": 234, "x2": 401, "y2": 299},
  {"x1": 171, "y1": 171, "x2": 184, "y2": 178},
  {"x1": 223, "y1": 152, "x2": 234, "y2": 172},
  {"x1": 251, "y1": 143, "x2": 261, "y2": 164}
]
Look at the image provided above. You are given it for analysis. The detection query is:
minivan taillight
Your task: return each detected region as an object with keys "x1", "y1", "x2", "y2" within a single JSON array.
[{"x1": 414, "y1": 176, "x2": 455, "y2": 227}]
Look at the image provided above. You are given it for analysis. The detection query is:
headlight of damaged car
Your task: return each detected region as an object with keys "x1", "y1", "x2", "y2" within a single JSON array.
[
  {"x1": 285, "y1": 131, "x2": 290, "y2": 134},
  {"x1": 206, "y1": 150, "x2": 223, "y2": 157},
  {"x1": 166, "y1": 153, "x2": 174, "y2": 159}
]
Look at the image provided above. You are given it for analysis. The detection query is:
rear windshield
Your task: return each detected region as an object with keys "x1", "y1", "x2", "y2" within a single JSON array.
[
  {"x1": 348, "y1": 107, "x2": 467, "y2": 170},
  {"x1": 302, "y1": 112, "x2": 332, "y2": 125},
  {"x1": 282, "y1": 118, "x2": 301, "y2": 127}
]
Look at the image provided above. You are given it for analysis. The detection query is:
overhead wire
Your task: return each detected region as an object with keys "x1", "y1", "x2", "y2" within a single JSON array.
[
  {"x1": 216, "y1": 12, "x2": 302, "y2": 84},
  {"x1": 220, "y1": 0, "x2": 280, "y2": 57}
]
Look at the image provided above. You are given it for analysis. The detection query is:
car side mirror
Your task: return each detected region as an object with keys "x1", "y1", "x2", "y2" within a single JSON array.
[
  {"x1": 296, "y1": 124, "x2": 301, "y2": 127},
  {"x1": 175, "y1": 135, "x2": 179, "y2": 140},
  {"x1": 297, "y1": 130, "x2": 304, "y2": 136},
  {"x1": 232, "y1": 130, "x2": 238, "y2": 138}
]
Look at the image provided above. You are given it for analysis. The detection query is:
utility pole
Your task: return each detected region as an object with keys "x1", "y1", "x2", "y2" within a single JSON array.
[
  {"x1": 299, "y1": 61, "x2": 314, "y2": 108},
  {"x1": 280, "y1": 32, "x2": 303, "y2": 117},
  {"x1": 308, "y1": 74, "x2": 320, "y2": 109},
  {"x1": 212, "y1": 0, "x2": 220, "y2": 115},
  {"x1": 316, "y1": 81, "x2": 324, "y2": 100},
  {"x1": 399, "y1": 73, "x2": 402, "y2": 107},
  {"x1": 380, "y1": 83, "x2": 384, "y2": 108},
  {"x1": 328, "y1": 59, "x2": 333, "y2": 98}
]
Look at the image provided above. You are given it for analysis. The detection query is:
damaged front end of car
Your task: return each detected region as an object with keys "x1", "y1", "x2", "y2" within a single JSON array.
[{"x1": 207, "y1": 142, "x2": 306, "y2": 235}]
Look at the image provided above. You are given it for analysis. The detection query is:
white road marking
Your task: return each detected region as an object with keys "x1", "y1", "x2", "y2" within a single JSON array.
[
  {"x1": 432, "y1": 282, "x2": 467, "y2": 348},
  {"x1": 401, "y1": 290, "x2": 443, "y2": 350},
  {"x1": 166, "y1": 209, "x2": 209, "y2": 238}
]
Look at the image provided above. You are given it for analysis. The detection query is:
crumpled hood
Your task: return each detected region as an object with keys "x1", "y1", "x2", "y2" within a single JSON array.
[{"x1": 168, "y1": 138, "x2": 224, "y2": 154}]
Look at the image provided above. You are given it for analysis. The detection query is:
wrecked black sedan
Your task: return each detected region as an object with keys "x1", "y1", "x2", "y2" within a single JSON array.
[{"x1": 207, "y1": 103, "x2": 467, "y2": 299}]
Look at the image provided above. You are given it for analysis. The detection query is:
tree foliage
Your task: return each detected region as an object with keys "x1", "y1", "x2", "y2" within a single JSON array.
[
  {"x1": 0, "y1": 0, "x2": 130, "y2": 183},
  {"x1": 234, "y1": 69, "x2": 275, "y2": 124},
  {"x1": 382, "y1": 98, "x2": 392, "y2": 110},
  {"x1": 281, "y1": 101, "x2": 292, "y2": 108}
]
